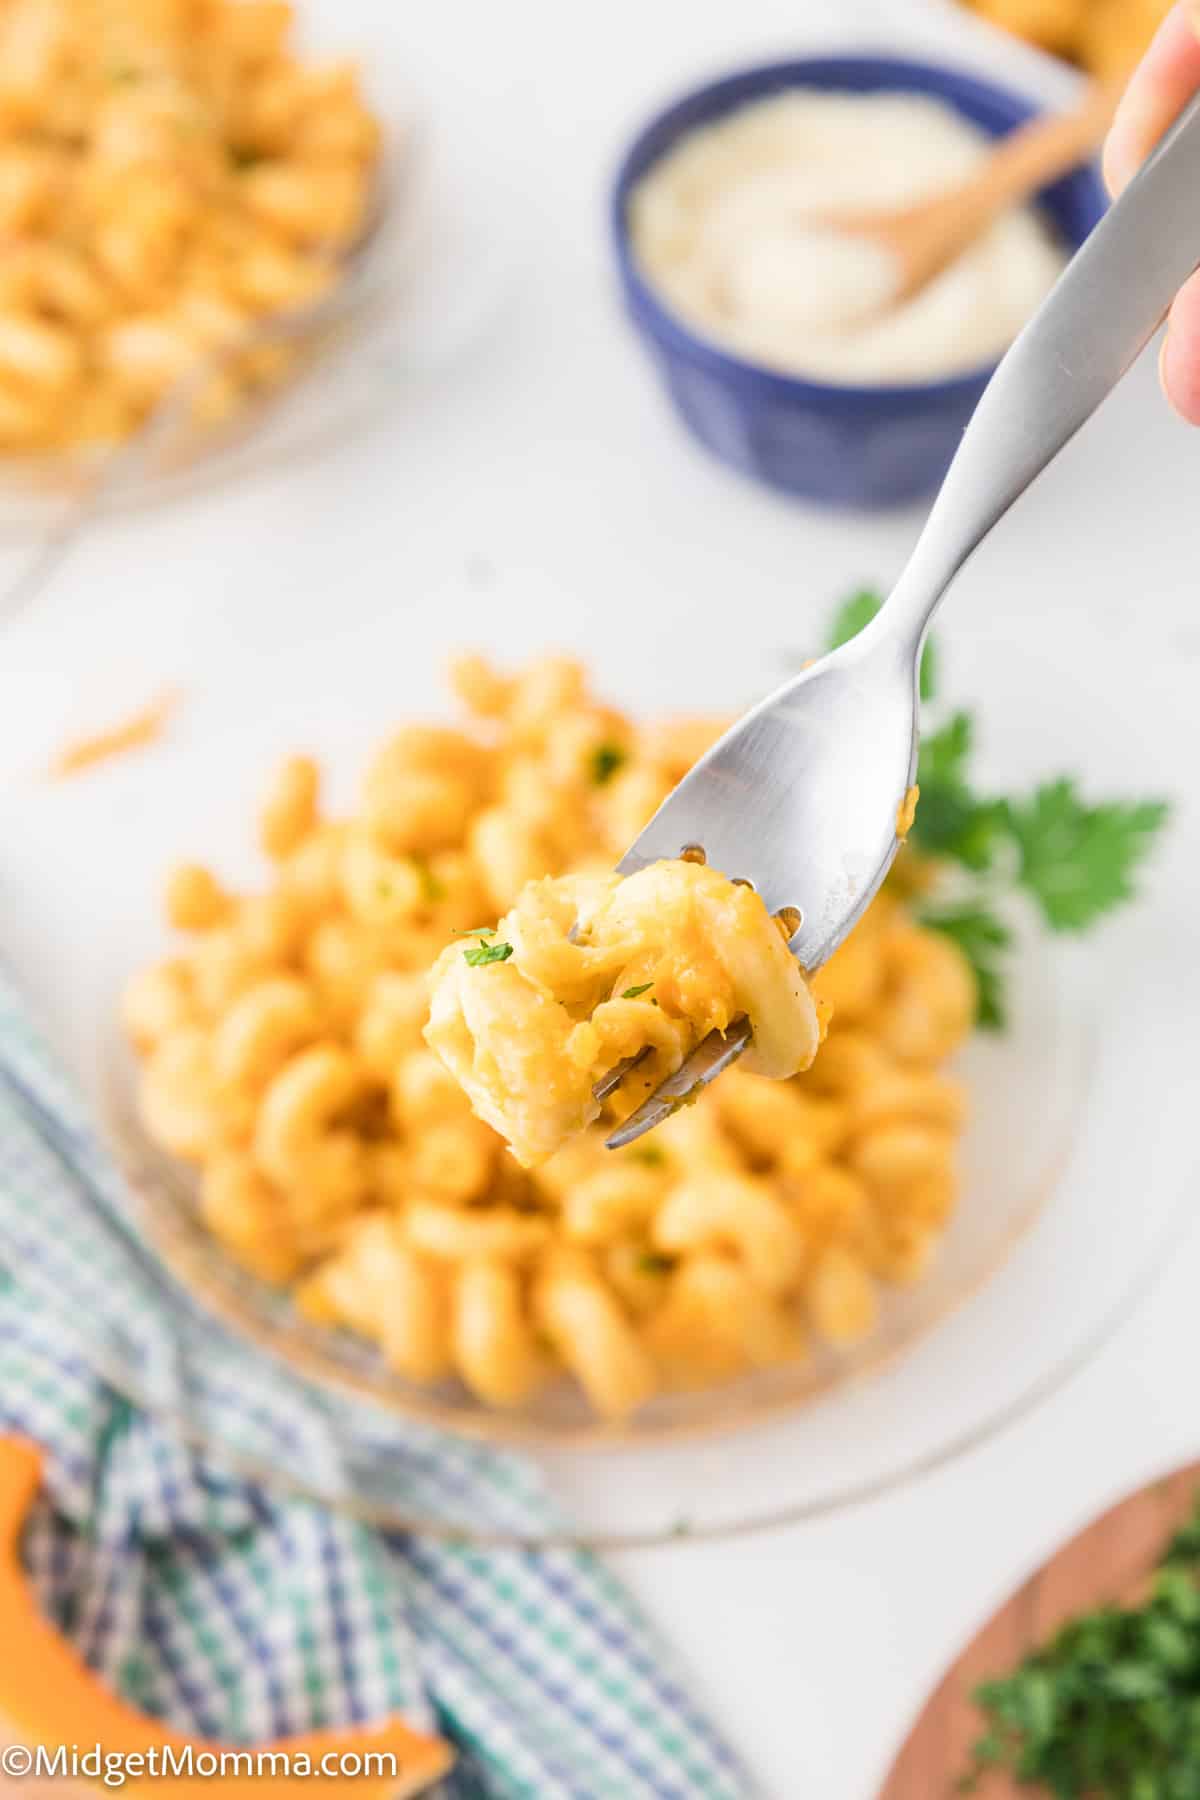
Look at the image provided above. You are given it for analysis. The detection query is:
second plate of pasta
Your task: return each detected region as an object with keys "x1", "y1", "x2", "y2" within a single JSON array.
[{"x1": 0, "y1": 10, "x2": 519, "y2": 536}]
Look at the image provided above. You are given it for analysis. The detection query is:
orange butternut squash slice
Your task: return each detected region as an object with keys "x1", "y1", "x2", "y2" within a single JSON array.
[{"x1": 0, "y1": 1436, "x2": 452, "y2": 1797}]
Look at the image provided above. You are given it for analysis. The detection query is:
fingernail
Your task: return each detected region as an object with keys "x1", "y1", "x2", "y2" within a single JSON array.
[
  {"x1": 1103, "y1": 129, "x2": 1138, "y2": 197},
  {"x1": 1158, "y1": 324, "x2": 1200, "y2": 425},
  {"x1": 1102, "y1": 135, "x2": 1128, "y2": 196},
  {"x1": 1104, "y1": 88, "x2": 1162, "y2": 194}
]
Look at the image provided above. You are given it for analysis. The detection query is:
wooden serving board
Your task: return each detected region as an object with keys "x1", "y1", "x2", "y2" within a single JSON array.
[{"x1": 880, "y1": 1460, "x2": 1200, "y2": 1798}]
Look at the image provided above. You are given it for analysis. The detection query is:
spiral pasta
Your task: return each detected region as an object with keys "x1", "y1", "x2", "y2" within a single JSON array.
[
  {"x1": 960, "y1": 0, "x2": 1172, "y2": 76},
  {"x1": 125, "y1": 651, "x2": 976, "y2": 1421}
]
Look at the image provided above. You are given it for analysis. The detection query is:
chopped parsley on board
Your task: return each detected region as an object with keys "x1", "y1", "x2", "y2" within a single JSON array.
[{"x1": 964, "y1": 1497, "x2": 1200, "y2": 1796}]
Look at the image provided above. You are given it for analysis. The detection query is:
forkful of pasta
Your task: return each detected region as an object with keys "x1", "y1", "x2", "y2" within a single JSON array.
[{"x1": 428, "y1": 89, "x2": 1200, "y2": 1161}]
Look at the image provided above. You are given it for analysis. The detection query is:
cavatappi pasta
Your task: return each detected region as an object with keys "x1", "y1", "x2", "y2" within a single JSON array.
[
  {"x1": 424, "y1": 861, "x2": 825, "y2": 1167},
  {"x1": 960, "y1": 0, "x2": 1172, "y2": 78},
  {"x1": 0, "y1": 0, "x2": 380, "y2": 452},
  {"x1": 124, "y1": 653, "x2": 976, "y2": 1420}
]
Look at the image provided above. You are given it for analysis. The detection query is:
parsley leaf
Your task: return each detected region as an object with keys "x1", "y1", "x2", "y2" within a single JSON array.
[
  {"x1": 463, "y1": 939, "x2": 513, "y2": 967},
  {"x1": 636, "y1": 1251, "x2": 674, "y2": 1275},
  {"x1": 627, "y1": 1145, "x2": 667, "y2": 1167},
  {"x1": 589, "y1": 742, "x2": 627, "y2": 786},
  {"x1": 411, "y1": 856, "x2": 446, "y2": 904},
  {"x1": 911, "y1": 714, "x2": 1008, "y2": 873},
  {"x1": 828, "y1": 588, "x2": 884, "y2": 651},
  {"x1": 999, "y1": 781, "x2": 1170, "y2": 932},
  {"x1": 621, "y1": 983, "x2": 653, "y2": 1000},
  {"x1": 918, "y1": 709, "x2": 971, "y2": 785},
  {"x1": 828, "y1": 587, "x2": 937, "y2": 701},
  {"x1": 917, "y1": 903, "x2": 1011, "y2": 1030}
]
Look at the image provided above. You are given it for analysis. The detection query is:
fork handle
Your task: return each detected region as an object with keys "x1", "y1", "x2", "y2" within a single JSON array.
[{"x1": 885, "y1": 91, "x2": 1200, "y2": 643}]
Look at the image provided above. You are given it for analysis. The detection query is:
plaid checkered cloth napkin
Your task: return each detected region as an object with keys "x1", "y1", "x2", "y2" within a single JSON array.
[{"x1": 0, "y1": 966, "x2": 754, "y2": 1800}]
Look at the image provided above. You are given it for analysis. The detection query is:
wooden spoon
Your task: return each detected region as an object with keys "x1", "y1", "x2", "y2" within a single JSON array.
[{"x1": 833, "y1": 81, "x2": 1121, "y2": 308}]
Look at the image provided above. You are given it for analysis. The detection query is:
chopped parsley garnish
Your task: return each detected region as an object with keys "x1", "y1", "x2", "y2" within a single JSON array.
[
  {"x1": 964, "y1": 1496, "x2": 1200, "y2": 1796},
  {"x1": 621, "y1": 983, "x2": 653, "y2": 1000},
  {"x1": 589, "y1": 742, "x2": 628, "y2": 786},
  {"x1": 376, "y1": 859, "x2": 446, "y2": 906},
  {"x1": 463, "y1": 939, "x2": 513, "y2": 967},
  {"x1": 627, "y1": 1145, "x2": 667, "y2": 1168},
  {"x1": 412, "y1": 856, "x2": 447, "y2": 904},
  {"x1": 228, "y1": 144, "x2": 265, "y2": 169},
  {"x1": 636, "y1": 1251, "x2": 674, "y2": 1275},
  {"x1": 827, "y1": 592, "x2": 1169, "y2": 1031}
]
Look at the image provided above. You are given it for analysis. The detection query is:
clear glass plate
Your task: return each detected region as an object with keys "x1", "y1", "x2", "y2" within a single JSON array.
[
  {"x1": 0, "y1": 77, "x2": 519, "y2": 542},
  {"x1": 54, "y1": 610, "x2": 1196, "y2": 1546},
  {"x1": 96, "y1": 911, "x2": 1087, "y2": 1462}
]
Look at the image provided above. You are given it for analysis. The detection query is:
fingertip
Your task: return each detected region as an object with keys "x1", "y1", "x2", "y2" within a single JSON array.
[
  {"x1": 1160, "y1": 273, "x2": 1200, "y2": 425},
  {"x1": 1102, "y1": 3, "x2": 1200, "y2": 194},
  {"x1": 1101, "y1": 133, "x2": 1131, "y2": 198},
  {"x1": 1104, "y1": 83, "x2": 1163, "y2": 196}
]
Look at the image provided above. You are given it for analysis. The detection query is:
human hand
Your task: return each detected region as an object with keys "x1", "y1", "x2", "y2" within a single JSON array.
[{"x1": 1105, "y1": 2, "x2": 1200, "y2": 420}]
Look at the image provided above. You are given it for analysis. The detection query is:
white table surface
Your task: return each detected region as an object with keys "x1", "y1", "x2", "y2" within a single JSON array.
[{"x1": 3, "y1": 3, "x2": 1200, "y2": 1796}]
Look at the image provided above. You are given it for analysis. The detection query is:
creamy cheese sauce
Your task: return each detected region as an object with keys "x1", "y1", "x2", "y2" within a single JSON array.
[{"x1": 630, "y1": 91, "x2": 1070, "y2": 385}]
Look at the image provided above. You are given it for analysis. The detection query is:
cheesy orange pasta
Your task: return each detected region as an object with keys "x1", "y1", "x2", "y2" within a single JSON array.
[
  {"x1": 424, "y1": 860, "x2": 825, "y2": 1167},
  {"x1": 0, "y1": 0, "x2": 380, "y2": 452},
  {"x1": 124, "y1": 653, "x2": 976, "y2": 1421},
  {"x1": 960, "y1": 0, "x2": 1172, "y2": 77}
]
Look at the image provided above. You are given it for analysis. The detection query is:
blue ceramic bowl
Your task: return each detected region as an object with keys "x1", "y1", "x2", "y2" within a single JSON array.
[{"x1": 612, "y1": 56, "x2": 1108, "y2": 509}]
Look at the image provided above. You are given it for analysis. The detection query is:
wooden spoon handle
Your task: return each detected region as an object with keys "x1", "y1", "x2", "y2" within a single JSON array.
[
  {"x1": 888, "y1": 82, "x2": 1122, "y2": 296},
  {"x1": 949, "y1": 80, "x2": 1122, "y2": 222}
]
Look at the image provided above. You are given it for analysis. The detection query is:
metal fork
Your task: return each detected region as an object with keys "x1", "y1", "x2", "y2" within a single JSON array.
[{"x1": 603, "y1": 91, "x2": 1200, "y2": 1151}]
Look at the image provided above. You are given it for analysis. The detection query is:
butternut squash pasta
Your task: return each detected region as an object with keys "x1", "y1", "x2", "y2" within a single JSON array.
[
  {"x1": 425, "y1": 861, "x2": 825, "y2": 1167},
  {"x1": 124, "y1": 653, "x2": 976, "y2": 1420},
  {"x1": 0, "y1": 0, "x2": 380, "y2": 452},
  {"x1": 960, "y1": 0, "x2": 1172, "y2": 77}
]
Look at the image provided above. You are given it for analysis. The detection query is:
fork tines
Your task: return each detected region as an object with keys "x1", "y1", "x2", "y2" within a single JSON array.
[{"x1": 601, "y1": 1016, "x2": 753, "y2": 1151}]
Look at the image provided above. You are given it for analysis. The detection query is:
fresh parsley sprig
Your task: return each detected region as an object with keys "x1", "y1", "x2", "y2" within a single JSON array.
[
  {"x1": 999, "y1": 781, "x2": 1170, "y2": 932},
  {"x1": 915, "y1": 903, "x2": 1011, "y2": 1031},
  {"x1": 827, "y1": 592, "x2": 1169, "y2": 1029}
]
